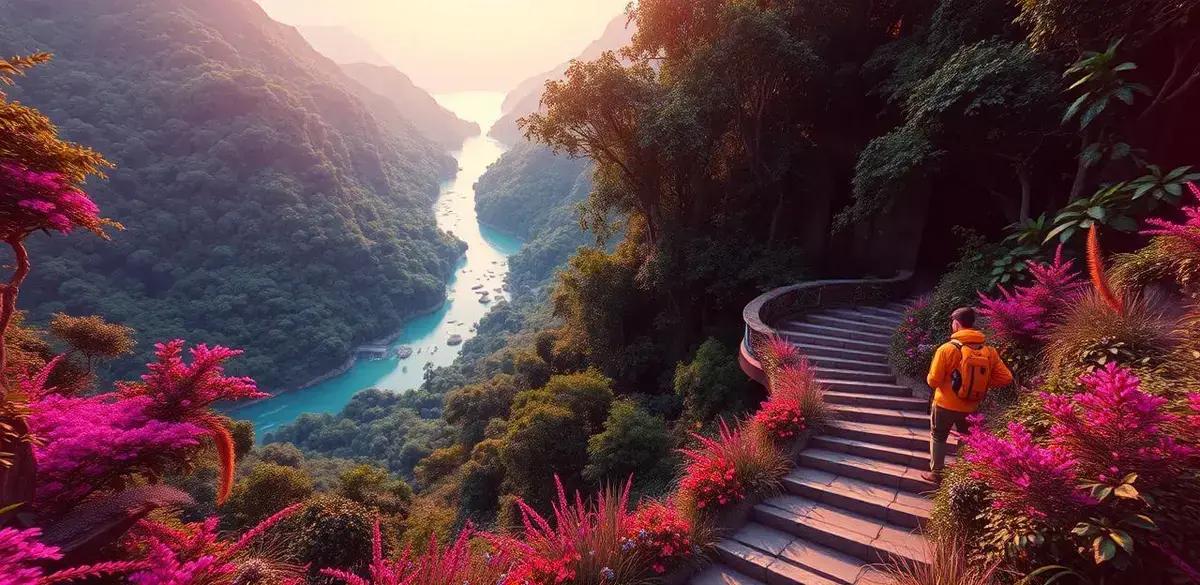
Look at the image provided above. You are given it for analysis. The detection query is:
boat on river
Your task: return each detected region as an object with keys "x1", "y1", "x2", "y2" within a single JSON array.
[
  {"x1": 447, "y1": 334, "x2": 463, "y2": 346},
  {"x1": 396, "y1": 346, "x2": 413, "y2": 359}
]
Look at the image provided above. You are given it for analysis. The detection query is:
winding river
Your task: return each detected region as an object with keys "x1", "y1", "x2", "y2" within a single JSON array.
[{"x1": 232, "y1": 91, "x2": 519, "y2": 436}]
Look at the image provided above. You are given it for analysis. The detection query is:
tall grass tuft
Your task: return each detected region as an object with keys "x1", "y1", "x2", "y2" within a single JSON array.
[
  {"x1": 771, "y1": 359, "x2": 832, "y2": 433},
  {"x1": 879, "y1": 534, "x2": 1003, "y2": 585},
  {"x1": 678, "y1": 419, "x2": 789, "y2": 518}
]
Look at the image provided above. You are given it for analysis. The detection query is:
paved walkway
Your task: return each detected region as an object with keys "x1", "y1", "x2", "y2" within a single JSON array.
[{"x1": 693, "y1": 302, "x2": 941, "y2": 585}]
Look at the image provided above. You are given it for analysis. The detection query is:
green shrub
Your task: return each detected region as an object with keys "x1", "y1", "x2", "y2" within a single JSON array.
[
  {"x1": 223, "y1": 462, "x2": 315, "y2": 531},
  {"x1": 286, "y1": 495, "x2": 374, "y2": 582},
  {"x1": 583, "y1": 399, "x2": 674, "y2": 486},
  {"x1": 674, "y1": 338, "x2": 751, "y2": 422}
]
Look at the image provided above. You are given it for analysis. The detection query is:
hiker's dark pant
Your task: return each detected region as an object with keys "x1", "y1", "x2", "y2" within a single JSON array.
[{"x1": 930, "y1": 406, "x2": 970, "y2": 472}]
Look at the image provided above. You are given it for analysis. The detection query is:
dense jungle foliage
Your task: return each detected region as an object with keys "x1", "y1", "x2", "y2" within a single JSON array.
[
  {"x1": 265, "y1": 0, "x2": 1200, "y2": 558},
  {"x1": 0, "y1": 0, "x2": 465, "y2": 389}
]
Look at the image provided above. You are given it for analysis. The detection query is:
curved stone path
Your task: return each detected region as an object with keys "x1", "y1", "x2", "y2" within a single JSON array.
[{"x1": 693, "y1": 301, "x2": 944, "y2": 585}]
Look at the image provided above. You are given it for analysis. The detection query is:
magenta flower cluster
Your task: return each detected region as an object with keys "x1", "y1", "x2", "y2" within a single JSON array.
[
  {"x1": 1142, "y1": 182, "x2": 1200, "y2": 249},
  {"x1": 962, "y1": 364, "x2": 1199, "y2": 525},
  {"x1": 0, "y1": 527, "x2": 62, "y2": 585},
  {"x1": 899, "y1": 295, "x2": 932, "y2": 360},
  {"x1": 0, "y1": 162, "x2": 102, "y2": 238},
  {"x1": 1043, "y1": 364, "x2": 1197, "y2": 489},
  {"x1": 962, "y1": 418, "x2": 1088, "y2": 520},
  {"x1": 118, "y1": 339, "x2": 265, "y2": 420},
  {"x1": 979, "y1": 245, "x2": 1084, "y2": 348}
]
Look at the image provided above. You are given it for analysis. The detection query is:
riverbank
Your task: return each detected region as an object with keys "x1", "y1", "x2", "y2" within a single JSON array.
[{"x1": 231, "y1": 91, "x2": 520, "y2": 436}]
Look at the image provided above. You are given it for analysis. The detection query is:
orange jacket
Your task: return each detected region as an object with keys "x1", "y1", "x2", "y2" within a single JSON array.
[{"x1": 926, "y1": 329, "x2": 1013, "y2": 413}]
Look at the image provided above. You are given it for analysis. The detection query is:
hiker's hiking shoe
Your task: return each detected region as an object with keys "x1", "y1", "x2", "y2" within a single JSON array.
[{"x1": 921, "y1": 471, "x2": 942, "y2": 484}]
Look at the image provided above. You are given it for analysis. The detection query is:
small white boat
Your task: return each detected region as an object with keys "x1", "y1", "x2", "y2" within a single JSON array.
[{"x1": 396, "y1": 346, "x2": 413, "y2": 359}]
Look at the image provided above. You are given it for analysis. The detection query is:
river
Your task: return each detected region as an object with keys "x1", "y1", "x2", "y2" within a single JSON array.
[{"x1": 232, "y1": 91, "x2": 520, "y2": 436}]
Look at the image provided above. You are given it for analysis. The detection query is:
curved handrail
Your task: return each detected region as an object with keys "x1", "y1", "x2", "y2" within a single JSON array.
[{"x1": 739, "y1": 271, "x2": 914, "y2": 382}]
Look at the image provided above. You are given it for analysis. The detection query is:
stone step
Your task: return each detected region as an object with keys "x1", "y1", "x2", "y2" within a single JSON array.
[
  {"x1": 859, "y1": 306, "x2": 906, "y2": 320},
  {"x1": 690, "y1": 565, "x2": 766, "y2": 585},
  {"x1": 811, "y1": 435, "x2": 932, "y2": 469},
  {"x1": 804, "y1": 314, "x2": 895, "y2": 336},
  {"x1": 824, "y1": 391, "x2": 924, "y2": 411},
  {"x1": 827, "y1": 420, "x2": 960, "y2": 454},
  {"x1": 782, "y1": 332, "x2": 890, "y2": 355},
  {"x1": 805, "y1": 355, "x2": 893, "y2": 375},
  {"x1": 816, "y1": 379, "x2": 910, "y2": 397},
  {"x1": 825, "y1": 309, "x2": 901, "y2": 328},
  {"x1": 717, "y1": 523, "x2": 873, "y2": 585},
  {"x1": 794, "y1": 345, "x2": 889, "y2": 364},
  {"x1": 813, "y1": 368, "x2": 896, "y2": 384},
  {"x1": 798, "y1": 449, "x2": 937, "y2": 494},
  {"x1": 782, "y1": 324, "x2": 893, "y2": 344},
  {"x1": 782, "y1": 468, "x2": 931, "y2": 529},
  {"x1": 828, "y1": 404, "x2": 927, "y2": 429},
  {"x1": 754, "y1": 496, "x2": 930, "y2": 569}
]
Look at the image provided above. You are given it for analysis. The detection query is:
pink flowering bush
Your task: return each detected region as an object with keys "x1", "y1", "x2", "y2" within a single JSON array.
[
  {"x1": 978, "y1": 245, "x2": 1085, "y2": 351},
  {"x1": 0, "y1": 526, "x2": 147, "y2": 585},
  {"x1": 956, "y1": 364, "x2": 1200, "y2": 579},
  {"x1": 623, "y1": 499, "x2": 694, "y2": 575},
  {"x1": 27, "y1": 340, "x2": 265, "y2": 515},
  {"x1": 961, "y1": 419, "x2": 1089, "y2": 522},
  {"x1": 322, "y1": 519, "x2": 510, "y2": 585},
  {"x1": 0, "y1": 162, "x2": 107, "y2": 239},
  {"x1": 125, "y1": 503, "x2": 304, "y2": 585}
]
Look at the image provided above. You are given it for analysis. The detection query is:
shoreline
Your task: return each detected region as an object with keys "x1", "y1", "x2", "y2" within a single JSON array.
[{"x1": 227, "y1": 279, "x2": 453, "y2": 415}]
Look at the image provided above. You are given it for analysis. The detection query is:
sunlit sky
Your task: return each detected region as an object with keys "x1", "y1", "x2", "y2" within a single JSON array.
[{"x1": 254, "y1": 0, "x2": 629, "y2": 92}]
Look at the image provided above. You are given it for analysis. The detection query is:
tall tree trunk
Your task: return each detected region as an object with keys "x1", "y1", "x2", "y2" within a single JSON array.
[
  {"x1": 1017, "y1": 164, "x2": 1032, "y2": 222},
  {"x1": 0, "y1": 238, "x2": 30, "y2": 398}
]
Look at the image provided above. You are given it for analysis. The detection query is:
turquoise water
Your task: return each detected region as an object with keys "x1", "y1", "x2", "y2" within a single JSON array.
[{"x1": 232, "y1": 91, "x2": 519, "y2": 436}]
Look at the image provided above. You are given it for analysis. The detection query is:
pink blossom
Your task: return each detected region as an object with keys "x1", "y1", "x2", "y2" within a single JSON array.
[
  {"x1": 0, "y1": 162, "x2": 105, "y2": 238},
  {"x1": 962, "y1": 419, "x2": 1089, "y2": 521},
  {"x1": 119, "y1": 339, "x2": 265, "y2": 420},
  {"x1": 1043, "y1": 364, "x2": 1196, "y2": 488},
  {"x1": 979, "y1": 245, "x2": 1084, "y2": 348},
  {"x1": 0, "y1": 527, "x2": 62, "y2": 585}
]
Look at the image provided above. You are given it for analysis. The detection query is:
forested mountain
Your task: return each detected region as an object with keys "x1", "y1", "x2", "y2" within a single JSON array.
[
  {"x1": 298, "y1": 25, "x2": 390, "y2": 66},
  {"x1": 340, "y1": 63, "x2": 479, "y2": 146},
  {"x1": 489, "y1": 14, "x2": 635, "y2": 146},
  {"x1": 475, "y1": 141, "x2": 593, "y2": 292},
  {"x1": 0, "y1": 0, "x2": 465, "y2": 389}
]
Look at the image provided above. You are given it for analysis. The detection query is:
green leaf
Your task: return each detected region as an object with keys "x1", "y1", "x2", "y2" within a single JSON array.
[
  {"x1": 1091, "y1": 484, "x2": 1114, "y2": 501},
  {"x1": 1110, "y1": 216, "x2": 1139, "y2": 232},
  {"x1": 1114, "y1": 86, "x2": 1134, "y2": 105},
  {"x1": 1063, "y1": 93, "x2": 1091, "y2": 123},
  {"x1": 1111, "y1": 142, "x2": 1131, "y2": 159},
  {"x1": 1094, "y1": 536, "x2": 1116, "y2": 563},
  {"x1": 1164, "y1": 183, "x2": 1183, "y2": 197},
  {"x1": 1044, "y1": 222, "x2": 1075, "y2": 244},
  {"x1": 1072, "y1": 523, "x2": 1095, "y2": 536},
  {"x1": 1131, "y1": 183, "x2": 1155, "y2": 199},
  {"x1": 1123, "y1": 514, "x2": 1158, "y2": 531},
  {"x1": 1086, "y1": 206, "x2": 1107, "y2": 220},
  {"x1": 1068, "y1": 72, "x2": 1096, "y2": 90},
  {"x1": 1081, "y1": 97, "x2": 1108, "y2": 128},
  {"x1": 1113, "y1": 62, "x2": 1138, "y2": 72},
  {"x1": 1115, "y1": 483, "x2": 1140, "y2": 499},
  {"x1": 1164, "y1": 165, "x2": 1191, "y2": 181},
  {"x1": 1110, "y1": 529, "x2": 1134, "y2": 553}
]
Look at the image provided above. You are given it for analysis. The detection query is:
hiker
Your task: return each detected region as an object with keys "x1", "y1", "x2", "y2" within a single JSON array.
[{"x1": 921, "y1": 307, "x2": 1012, "y2": 483}]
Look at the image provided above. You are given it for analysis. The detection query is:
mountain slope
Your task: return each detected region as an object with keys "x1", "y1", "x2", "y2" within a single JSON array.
[
  {"x1": 297, "y1": 25, "x2": 391, "y2": 66},
  {"x1": 341, "y1": 63, "x2": 479, "y2": 147},
  {"x1": 490, "y1": 14, "x2": 635, "y2": 145},
  {"x1": 0, "y1": 0, "x2": 464, "y2": 389}
]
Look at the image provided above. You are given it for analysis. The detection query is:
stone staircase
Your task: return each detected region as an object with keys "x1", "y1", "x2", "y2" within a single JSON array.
[{"x1": 693, "y1": 301, "x2": 946, "y2": 585}]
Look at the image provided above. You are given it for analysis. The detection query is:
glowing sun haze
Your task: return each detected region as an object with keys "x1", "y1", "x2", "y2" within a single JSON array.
[{"x1": 254, "y1": 0, "x2": 630, "y2": 92}]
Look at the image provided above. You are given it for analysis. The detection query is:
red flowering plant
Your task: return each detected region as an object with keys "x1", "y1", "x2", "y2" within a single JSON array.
[
  {"x1": 320, "y1": 517, "x2": 511, "y2": 585},
  {"x1": 485, "y1": 476, "x2": 698, "y2": 584},
  {"x1": 623, "y1": 499, "x2": 695, "y2": 575},
  {"x1": 678, "y1": 419, "x2": 787, "y2": 515},
  {"x1": 888, "y1": 295, "x2": 936, "y2": 380},
  {"x1": 0, "y1": 525, "x2": 148, "y2": 585},
  {"x1": 753, "y1": 398, "x2": 805, "y2": 442}
]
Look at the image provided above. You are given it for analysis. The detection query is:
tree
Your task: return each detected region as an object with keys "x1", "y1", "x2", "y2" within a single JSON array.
[
  {"x1": 0, "y1": 53, "x2": 114, "y2": 393},
  {"x1": 223, "y1": 462, "x2": 314, "y2": 530},
  {"x1": 48, "y1": 313, "x2": 135, "y2": 374},
  {"x1": 500, "y1": 403, "x2": 590, "y2": 511},
  {"x1": 584, "y1": 400, "x2": 673, "y2": 485},
  {"x1": 674, "y1": 338, "x2": 750, "y2": 422},
  {"x1": 336, "y1": 463, "x2": 413, "y2": 516}
]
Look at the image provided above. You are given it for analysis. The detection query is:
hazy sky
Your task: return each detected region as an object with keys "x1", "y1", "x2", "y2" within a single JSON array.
[{"x1": 254, "y1": 0, "x2": 629, "y2": 92}]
